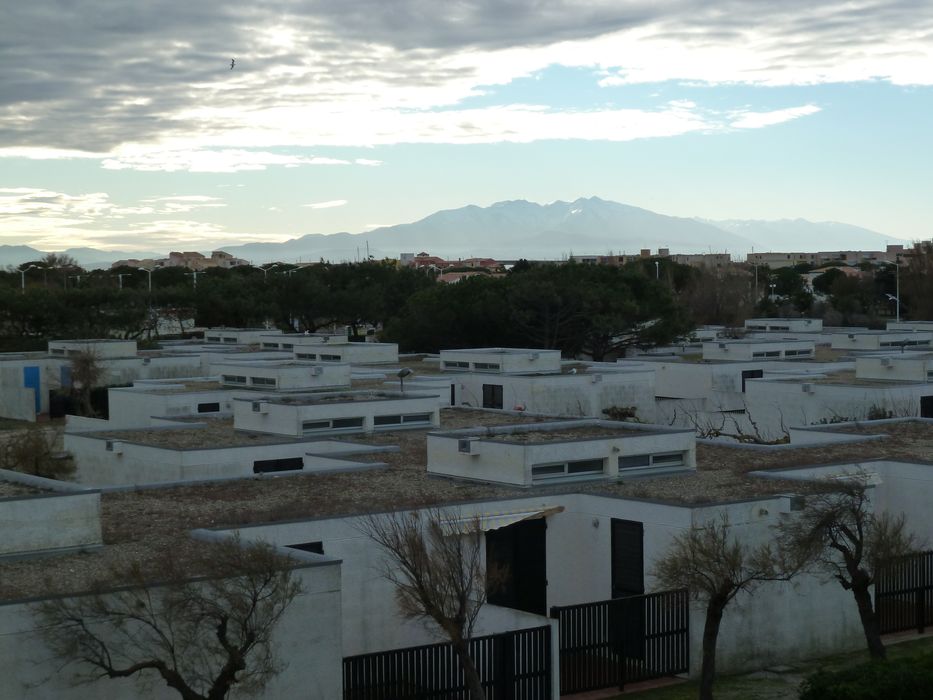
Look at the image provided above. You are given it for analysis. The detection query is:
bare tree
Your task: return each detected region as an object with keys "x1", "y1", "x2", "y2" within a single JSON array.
[
  {"x1": 360, "y1": 508, "x2": 491, "y2": 700},
  {"x1": 777, "y1": 477, "x2": 915, "y2": 660},
  {"x1": 33, "y1": 536, "x2": 303, "y2": 699},
  {"x1": 69, "y1": 349, "x2": 103, "y2": 417},
  {"x1": 653, "y1": 514, "x2": 793, "y2": 700},
  {"x1": 0, "y1": 423, "x2": 73, "y2": 479}
]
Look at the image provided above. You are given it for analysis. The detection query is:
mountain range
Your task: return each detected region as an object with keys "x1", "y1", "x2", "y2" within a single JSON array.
[{"x1": 0, "y1": 197, "x2": 907, "y2": 268}]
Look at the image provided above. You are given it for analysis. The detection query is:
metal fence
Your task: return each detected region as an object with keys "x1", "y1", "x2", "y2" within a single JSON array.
[
  {"x1": 550, "y1": 589, "x2": 689, "y2": 694},
  {"x1": 343, "y1": 625, "x2": 552, "y2": 700},
  {"x1": 876, "y1": 550, "x2": 933, "y2": 635}
]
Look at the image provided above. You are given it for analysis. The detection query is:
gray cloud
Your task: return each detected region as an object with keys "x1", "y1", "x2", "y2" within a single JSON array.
[{"x1": 2, "y1": 1, "x2": 931, "y2": 152}]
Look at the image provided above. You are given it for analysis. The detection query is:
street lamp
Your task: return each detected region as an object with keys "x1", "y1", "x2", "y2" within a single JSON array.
[
  {"x1": 18, "y1": 264, "x2": 38, "y2": 293},
  {"x1": 139, "y1": 268, "x2": 154, "y2": 292},
  {"x1": 654, "y1": 260, "x2": 660, "y2": 280},
  {"x1": 397, "y1": 367, "x2": 413, "y2": 393},
  {"x1": 250, "y1": 263, "x2": 279, "y2": 281},
  {"x1": 185, "y1": 270, "x2": 203, "y2": 289},
  {"x1": 880, "y1": 260, "x2": 901, "y2": 322},
  {"x1": 769, "y1": 283, "x2": 777, "y2": 301}
]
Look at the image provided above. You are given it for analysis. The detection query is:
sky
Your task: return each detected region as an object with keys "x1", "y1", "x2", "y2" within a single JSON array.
[{"x1": 1, "y1": 0, "x2": 932, "y2": 255}]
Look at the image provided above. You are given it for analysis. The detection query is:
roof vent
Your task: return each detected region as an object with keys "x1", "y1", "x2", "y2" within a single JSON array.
[
  {"x1": 458, "y1": 438, "x2": 480, "y2": 455},
  {"x1": 801, "y1": 383, "x2": 814, "y2": 394},
  {"x1": 252, "y1": 401, "x2": 268, "y2": 414}
]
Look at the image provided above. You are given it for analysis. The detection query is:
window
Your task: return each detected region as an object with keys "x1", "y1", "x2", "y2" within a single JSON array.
[
  {"x1": 532, "y1": 458, "x2": 604, "y2": 480},
  {"x1": 282, "y1": 343, "x2": 294, "y2": 350},
  {"x1": 262, "y1": 342, "x2": 279, "y2": 349},
  {"x1": 250, "y1": 376, "x2": 277, "y2": 387},
  {"x1": 443, "y1": 360, "x2": 470, "y2": 370},
  {"x1": 374, "y1": 413, "x2": 433, "y2": 427},
  {"x1": 297, "y1": 353, "x2": 317, "y2": 360},
  {"x1": 482, "y1": 384, "x2": 503, "y2": 409},
  {"x1": 473, "y1": 362, "x2": 500, "y2": 371},
  {"x1": 287, "y1": 541, "x2": 323, "y2": 554},
  {"x1": 222, "y1": 374, "x2": 247, "y2": 384},
  {"x1": 619, "y1": 452, "x2": 685, "y2": 470},
  {"x1": 301, "y1": 417, "x2": 364, "y2": 434},
  {"x1": 253, "y1": 457, "x2": 304, "y2": 473},
  {"x1": 752, "y1": 350, "x2": 780, "y2": 358},
  {"x1": 223, "y1": 337, "x2": 237, "y2": 343},
  {"x1": 320, "y1": 354, "x2": 341, "y2": 361},
  {"x1": 197, "y1": 402, "x2": 220, "y2": 413}
]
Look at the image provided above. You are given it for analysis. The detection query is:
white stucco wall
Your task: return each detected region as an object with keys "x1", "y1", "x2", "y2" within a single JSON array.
[
  {"x1": 0, "y1": 491, "x2": 102, "y2": 555},
  {"x1": 456, "y1": 371, "x2": 656, "y2": 421},
  {"x1": 0, "y1": 560, "x2": 341, "y2": 700}
]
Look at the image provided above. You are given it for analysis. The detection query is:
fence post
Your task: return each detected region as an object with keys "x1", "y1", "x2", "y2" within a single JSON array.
[
  {"x1": 917, "y1": 588, "x2": 926, "y2": 634},
  {"x1": 494, "y1": 630, "x2": 515, "y2": 698}
]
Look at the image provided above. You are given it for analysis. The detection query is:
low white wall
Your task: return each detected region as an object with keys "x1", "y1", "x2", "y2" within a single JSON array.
[
  {"x1": 0, "y1": 491, "x2": 102, "y2": 555},
  {"x1": 0, "y1": 558, "x2": 342, "y2": 700}
]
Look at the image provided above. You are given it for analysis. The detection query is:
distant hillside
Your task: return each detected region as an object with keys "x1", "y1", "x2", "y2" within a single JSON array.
[{"x1": 0, "y1": 198, "x2": 907, "y2": 267}]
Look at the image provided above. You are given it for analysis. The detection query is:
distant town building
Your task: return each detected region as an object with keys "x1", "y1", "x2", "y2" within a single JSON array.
[
  {"x1": 112, "y1": 250, "x2": 249, "y2": 271},
  {"x1": 746, "y1": 244, "x2": 905, "y2": 269}
]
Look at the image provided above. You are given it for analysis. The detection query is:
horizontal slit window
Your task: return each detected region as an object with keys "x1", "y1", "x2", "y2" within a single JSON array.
[
  {"x1": 402, "y1": 413, "x2": 432, "y2": 424},
  {"x1": 262, "y1": 343, "x2": 279, "y2": 349},
  {"x1": 253, "y1": 457, "x2": 304, "y2": 473},
  {"x1": 288, "y1": 541, "x2": 323, "y2": 554},
  {"x1": 619, "y1": 454, "x2": 651, "y2": 469},
  {"x1": 620, "y1": 452, "x2": 686, "y2": 470},
  {"x1": 250, "y1": 376, "x2": 277, "y2": 386},
  {"x1": 332, "y1": 417, "x2": 364, "y2": 429},
  {"x1": 532, "y1": 458, "x2": 604, "y2": 480},
  {"x1": 197, "y1": 402, "x2": 220, "y2": 413},
  {"x1": 374, "y1": 415, "x2": 401, "y2": 426},
  {"x1": 473, "y1": 362, "x2": 500, "y2": 370},
  {"x1": 222, "y1": 375, "x2": 247, "y2": 384},
  {"x1": 297, "y1": 353, "x2": 316, "y2": 360},
  {"x1": 443, "y1": 361, "x2": 470, "y2": 369},
  {"x1": 320, "y1": 354, "x2": 341, "y2": 361}
]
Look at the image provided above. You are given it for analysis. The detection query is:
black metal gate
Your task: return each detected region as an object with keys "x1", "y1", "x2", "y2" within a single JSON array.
[
  {"x1": 876, "y1": 550, "x2": 933, "y2": 634},
  {"x1": 343, "y1": 625, "x2": 552, "y2": 699},
  {"x1": 550, "y1": 589, "x2": 689, "y2": 695}
]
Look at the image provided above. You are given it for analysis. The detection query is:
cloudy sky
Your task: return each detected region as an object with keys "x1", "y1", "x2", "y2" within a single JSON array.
[{"x1": 1, "y1": 0, "x2": 932, "y2": 254}]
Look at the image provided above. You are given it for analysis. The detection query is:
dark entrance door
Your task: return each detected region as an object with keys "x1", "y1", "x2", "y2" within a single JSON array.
[
  {"x1": 610, "y1": 519, "x2": 646, "y2": 663},
  {"x1": 611, "y1": 519, "x2": 644, "y2": 598},
  {"x1": 486, "y1": 518, "x2": 547, "y2": 615},
  {"x1": 922, "y1": 396, "x2": 933, "y2": 418}
]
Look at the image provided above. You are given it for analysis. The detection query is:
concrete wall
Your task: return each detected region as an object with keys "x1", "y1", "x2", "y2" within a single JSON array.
[
  {"x1": 744, "y1": 318, "x2": 823, "y2": 332},
  {"x1": 831, "y1": 331, "x2": 933, "y2": 351},
  {"x1": 427, "y1": 425, "x2": 695, "y2": 486},
  {"x1": 205, "y1": 328, "x2": 280, "y2": 345},
  {"x1": 0, "y1": 559, "x2": 341, "y2": 699},
  {"x1": 456, "y1": 370, "x2": 656, "y2": 421},
  {"x1": 702, "y1": 340, "x2": 815, "y2": 362},
  {"x1": 48, "y1": 339, "x2": 137, "y2": 359},
  {"x1": 744, "y1": 379, "x2": 932, "y2": 440},
  {"x1": 64, "y1": 431, "x2": 354, "y2": 486},
  {"x1": 234, "y1": 393, "x2": 440, "y2": 437},
  {"x1": 856, "y1": 355, "x2": 933, "y2": 383},
  {"x1": 215, "y1": 361, "x2": 351, "y2": 391},
  {"x1": 440, "y1": 348, "x2": 562, "y2": 374},
  {"x1": 105, "y1": 387, "x2": 247, "y2": 428},
  {"x1": 0, "y1": 491, "x2": 102, "y2": 555}
]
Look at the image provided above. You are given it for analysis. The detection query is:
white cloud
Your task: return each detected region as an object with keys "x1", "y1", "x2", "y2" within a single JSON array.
[
  {"x1": 729, "y1": 105, "x2": 822, "y2": 129},
  {"x1": 303, "y1": 199, "x2": 349, "y2": 209},
  {"x1": 2, "y1": 1, "x2": 929, "y2": 154}
]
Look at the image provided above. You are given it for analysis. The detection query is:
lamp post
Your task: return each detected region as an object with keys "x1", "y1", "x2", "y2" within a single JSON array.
[
  {"x1": 18, "y1": 264, "x2": 37, "y2": 293},
  {"x1": 397, "y1": 367, "x2": 413, "y2": 393},
  {"x1": 881, "y1": 260, "x2": 901, "y2": 322},
  {"x1": 185, "y1": 271, "x2": 202, "y2": 289},
  {"x1": 654, "y1": 260, "x2": 660, "y2": 280},
  {"x1": 139, "y1": 268, "x2": 154, "y2": 292},
  {"x1": 769, "y1": 283, "x2": 777, "y2": 301},
  {"x1": 250, "y1": 263, "x2": 279, "y2": 281}
]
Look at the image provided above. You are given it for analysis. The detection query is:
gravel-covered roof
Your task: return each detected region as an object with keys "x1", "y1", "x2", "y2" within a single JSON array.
[{"x1": 2, "y1": 413, "x2": 932, "y2": 602}]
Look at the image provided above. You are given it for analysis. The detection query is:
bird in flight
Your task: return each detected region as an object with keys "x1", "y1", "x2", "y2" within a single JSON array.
[{"x1": 230, "y1": 58, "x2": 235, "y2": 70}]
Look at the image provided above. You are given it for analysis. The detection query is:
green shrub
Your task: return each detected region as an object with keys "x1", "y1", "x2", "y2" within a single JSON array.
[{"x1": 799, "y1": 657, "x2": 933, "y2": 700}]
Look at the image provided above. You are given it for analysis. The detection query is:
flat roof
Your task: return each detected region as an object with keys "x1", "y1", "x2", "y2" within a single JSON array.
[
  {"x1": 114, "y1": 380, "x2": 225, "y2": 395},
  {"x1": 5, "y1": 415, "x2": 933, "y2": 602},
  {"x1": 245, "y1": 390, "x2": 436, "y2": 407},
  {"x1": 441, "y1": 348, "x2": 556, "y2": 355}
]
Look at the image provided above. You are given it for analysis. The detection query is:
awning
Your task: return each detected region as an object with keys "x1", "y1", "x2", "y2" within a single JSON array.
[{"x1": 440, "y1": 506, "x2": 565, "y2": 535}]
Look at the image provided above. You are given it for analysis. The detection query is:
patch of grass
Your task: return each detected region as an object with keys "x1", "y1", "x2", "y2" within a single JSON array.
[{"x1": 607, "y1": 635, "x2": 933, "y2": 700}]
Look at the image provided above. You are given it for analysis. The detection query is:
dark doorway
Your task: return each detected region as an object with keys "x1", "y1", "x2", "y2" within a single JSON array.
[
  {"x1": 486, "y1": 518, "x2": 547, "y2": 615},
  {"x1": 922, "y1": 396, "x2": 933, "y2": 419},
  {"x1": 482, "y1": 383, "x2": 504, "y2": 409},
  {"x1": 741, "y1": 369, "x2": 764, "y2": 393},
  {"x1": 611, "y1": 519, "x2": 644, "y2": 598},
  {"x1": 450, "y1": 383, "x2": 456, "y2": 407}
]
